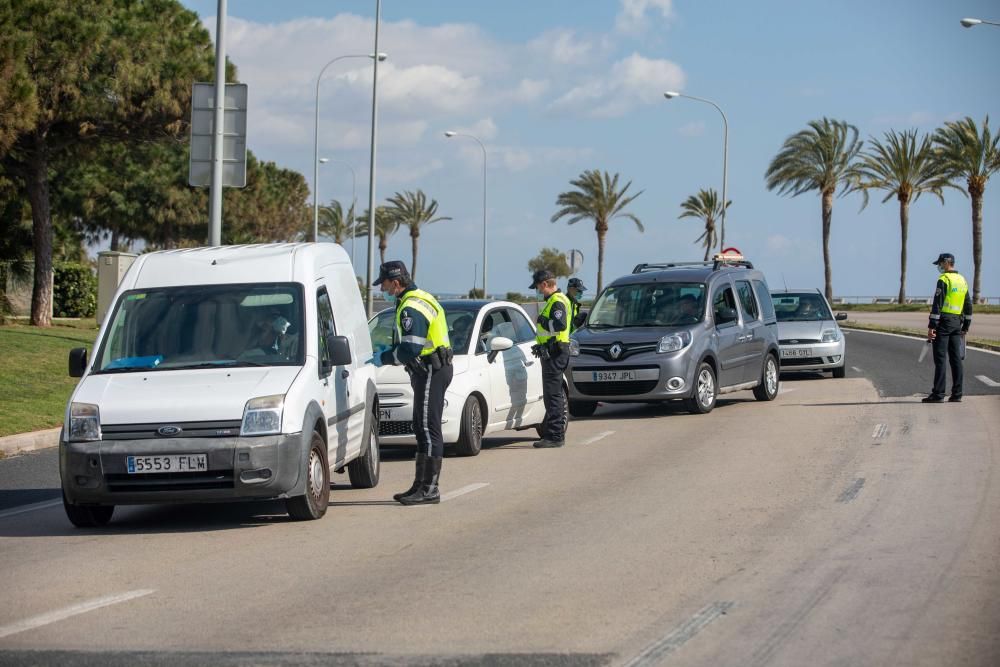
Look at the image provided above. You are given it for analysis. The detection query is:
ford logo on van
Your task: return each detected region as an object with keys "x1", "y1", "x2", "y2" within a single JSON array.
[{"x1": 157, "y1": 425, "x2": 182, "y2": 437}]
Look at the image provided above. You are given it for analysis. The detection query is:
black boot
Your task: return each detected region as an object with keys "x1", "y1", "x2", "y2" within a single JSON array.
[
  {"x1": 399, "y1": 456, "x2": 441, "y2": 505},
  {"x1": 393, "y1": 453, "x2": 428, "y2": 501}
]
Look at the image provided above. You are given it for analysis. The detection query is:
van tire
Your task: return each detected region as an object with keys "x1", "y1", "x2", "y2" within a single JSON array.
[
  {"x1": 62, "y1": 491, "x2": 114, "y2": 528},
  {"x1": 568, "y1": 400, "x2": 597, "y2": 418},
  {"x1": 753, "y1": 354, "x2": 780, "y2": 401},
  {"x1": 286, "y1": 431, "x2": 330, "y2": 520},
  {"x1": 348, "y1": 416, "x2": 380, "y2": 488},
  {"x1": 453, "y1": 396, "x2": 483, "y2": 457},
  {"x1": 684, "y1": 362, "x2": 717, "y2": 414}
]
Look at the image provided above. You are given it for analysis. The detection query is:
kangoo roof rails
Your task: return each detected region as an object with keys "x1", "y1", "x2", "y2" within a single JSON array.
[
  {"x1": 632, "y1": 261, "x2": 712, "y2": 274},
  {"x1": 632, "y1": 250, "x2": 753, "y2": 274}
]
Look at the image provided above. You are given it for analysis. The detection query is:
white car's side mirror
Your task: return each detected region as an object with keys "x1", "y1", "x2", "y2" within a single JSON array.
[{"x1": 487, "y1": 336, "x2": 513, "y2": 363}]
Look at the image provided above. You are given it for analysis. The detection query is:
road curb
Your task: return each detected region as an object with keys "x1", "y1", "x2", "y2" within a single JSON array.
[{"x1": 0, "y1": 427, "x2": 61, "y2": 458}]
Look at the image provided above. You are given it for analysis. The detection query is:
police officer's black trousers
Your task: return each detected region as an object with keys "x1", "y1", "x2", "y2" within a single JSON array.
[
  {"x1": 410, "y1": 362, "x2": 454, "y2": 458},
  {"x1": 932, "y1": 315, "x2": 964, "y2": 398},
  {"x1": 540, "y1": 350, "x2": 569, "y2": 442}
]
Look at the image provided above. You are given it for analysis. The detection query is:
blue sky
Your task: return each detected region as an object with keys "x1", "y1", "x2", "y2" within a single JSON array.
[{"x1": 180, "y1": 0, "x2": 1000, "y2": 299}]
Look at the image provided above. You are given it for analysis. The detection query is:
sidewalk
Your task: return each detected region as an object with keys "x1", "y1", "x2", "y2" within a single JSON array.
[
  {"x1": 843, "y1": 312, "x2": 1000, "y2": 341},
  {"x1": 0, "y1": 427, "x2": 61, "y2": 458}
]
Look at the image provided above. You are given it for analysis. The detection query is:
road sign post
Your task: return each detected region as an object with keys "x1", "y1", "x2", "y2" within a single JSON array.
[{"x1": 189, "y1": 83, "x2": 248, "y2": 190}]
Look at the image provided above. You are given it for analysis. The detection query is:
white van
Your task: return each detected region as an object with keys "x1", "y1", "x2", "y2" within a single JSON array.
[{"x1": 61, "y1": 243, "x2": 380, "y2": 527}]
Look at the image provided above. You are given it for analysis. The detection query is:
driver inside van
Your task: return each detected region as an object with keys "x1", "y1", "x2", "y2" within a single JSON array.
[{"x1": 240, "y1": 311, "x2": 292, "y2": 360}]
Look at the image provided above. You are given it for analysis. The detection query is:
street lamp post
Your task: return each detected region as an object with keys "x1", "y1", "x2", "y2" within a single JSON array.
[
  {"x1": 664, "y1": 91, "x2": 729, "y2": 250},
  {"x1": 365, "y1": 0, "x2": 383, "y2": 317},
  {"x1": 444, "y1": 131, "x2": 488, "y2": 298},
  {"x1": 961, "y1": 17, "x2": 1000, "y2": 28},
  {"x1": 318, "y1": 158, "x2": 359, "y2": 265},
  {"x1": 312, "y1": 52, "x2": 386, "y2": 243}
]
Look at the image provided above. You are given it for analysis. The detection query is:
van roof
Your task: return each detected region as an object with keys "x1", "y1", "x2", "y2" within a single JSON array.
[
  {"x1": 128, "y1": 243, "x2": 351, "y2": 289},
  {"x1": 608, "y1": 263, "x2": 761, "y2": 287}
]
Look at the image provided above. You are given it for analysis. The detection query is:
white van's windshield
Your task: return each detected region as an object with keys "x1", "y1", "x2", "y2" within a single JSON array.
[
  {"x1": 588, "y1": 282, "x2": 706, "y2": 328},
  {"x1": 94, "y1": 283, "x2": 305, "y2": 373}
]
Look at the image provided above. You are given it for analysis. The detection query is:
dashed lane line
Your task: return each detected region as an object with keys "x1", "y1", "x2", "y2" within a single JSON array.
[
  {"x1": 0, "y1": 590, "x2": 155, "y2": 640},
  {"x1": 439, "y1": 483, "x2": 489, "y2": 503},
  {"x1": 976, "y1": 375, "x2": 1000, "y2": 388},
  {"x1": 851, "y1": 366, "x2": 862, "y2": 373},
  {"x1": 580, "y1": 430, "x2": 615, "y2": 446},
  {"x1": 872, "y1": 423, "x2": 888, "y2": 439},
  {"x1": 0, "y1": 499, "x2": 62, "y2": 521}
]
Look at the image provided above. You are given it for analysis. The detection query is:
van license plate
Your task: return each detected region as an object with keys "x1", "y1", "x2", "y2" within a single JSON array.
[
  {"x1": 781, "y1": 349, "x2": 812, "y2": 358},
  {"x1": 126, "y1": 454, "x2": 207, "y2": 474},
  {"x1": 379, "y1": 408, "x2": 393, "y2": 421},
  {"x1": 592, "y1": 370, "x2": 637, "y2": 382}
]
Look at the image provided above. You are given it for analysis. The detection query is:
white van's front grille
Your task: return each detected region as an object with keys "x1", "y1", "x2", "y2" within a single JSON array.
[{"x1": 101, "y1": 420, "x2": 243, "y2": 440}]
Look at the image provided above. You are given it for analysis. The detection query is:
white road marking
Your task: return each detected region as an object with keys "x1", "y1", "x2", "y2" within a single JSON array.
[
  {"x1": 851, "y1": 366, "x2": 862, "y2": 373},
  {"x1": 440, "y1": 483, "x2": 489, "y2": 503},
  {"x1": 842, "y1": 327, "x2": 1000, "y2": 357},
  {"x1": 778, "y1": 387, "x2": 797, "y2": 395},
  {"x1": 872, "y1": 424, "x2": 888, "y2": 439},
  {"x1": 977, "y1": 375, "x2": 1000, "y2": 387},
  {"x1": 0, "y1": 589, "x2": 155, "y2": 640},
  {"x1": 580, "y1": 430, "x2": 615, "y2": 445},
  {"x1": 0, "y1": 499, "x2": 62, "y2": 520}
]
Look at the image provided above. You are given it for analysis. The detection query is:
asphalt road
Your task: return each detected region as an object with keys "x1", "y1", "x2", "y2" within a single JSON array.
[{"x1": 0, "y1": 330, "x2": 997, "y2": 666}]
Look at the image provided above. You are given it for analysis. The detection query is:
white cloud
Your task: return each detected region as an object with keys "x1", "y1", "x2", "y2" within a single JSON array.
[
  {"x1": 529, "y1": 29, "x2": 595, "y2": 65},
  {"x1": 550, "y1": 52, "x2": 685, "y2": 118},
  {"x1": 678, "y1": 120, "x2": 705, "y2": 137},
  {"x1": 616, "y1": 0, "x2": 674, "y2": 33},
  {"x1": 377, "y1": 158, "x2": 445, "y2": 186}
]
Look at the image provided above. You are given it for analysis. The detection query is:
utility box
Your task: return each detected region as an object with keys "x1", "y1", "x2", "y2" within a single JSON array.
[{"x1": 97, "y1": 251, "x2": 137, "y2": 325}]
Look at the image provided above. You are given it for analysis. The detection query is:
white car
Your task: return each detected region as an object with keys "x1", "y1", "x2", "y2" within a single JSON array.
[
  {"x1": 771, "y1": 289, "x2": 848, "y2": 378},
  {"x1": 370, "y1": 300, "x2": 557, "y2": 456}
]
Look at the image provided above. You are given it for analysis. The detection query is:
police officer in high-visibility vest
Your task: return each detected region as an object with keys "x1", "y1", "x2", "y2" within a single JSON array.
[
  {"x1": 375, "y1": 261, "x2": 454, "y2": 504},
  {"x1": 567, "y1": 277, "x2": 588, "y2": 333},
  {"x1": 923, "y1": 252, "x2": 973, "y2": 403},
  {"x1": 530, "y1": 269, "x2": 571, "y2": 448}
]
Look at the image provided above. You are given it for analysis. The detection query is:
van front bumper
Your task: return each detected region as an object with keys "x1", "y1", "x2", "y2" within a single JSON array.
[
  {"x1": 60, "y1": 434, "x2": 303, "y2": 506},
  {"x1": 566, "y1": 351, "x2": 698, "y2": 403}
]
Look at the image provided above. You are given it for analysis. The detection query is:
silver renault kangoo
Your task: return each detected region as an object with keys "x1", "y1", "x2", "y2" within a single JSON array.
[{"x1": 566, "y1": 253, "x2": 781, "y2": 416}]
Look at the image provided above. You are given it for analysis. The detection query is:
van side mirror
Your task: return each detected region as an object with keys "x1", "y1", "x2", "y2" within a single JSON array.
[
  {"x1": 715, "y1": 306, "x2": 738, "y2": 326},
  {"x1": 323, "y1": 334, "x2": 352, "y2": 374},
  {"x1": 835, "y1": 312, "x2": 848, "y2": 321},
  {"x1": 69, "y1": 348, "x2": 88, "y2": 377},
  {"x1": 487, "y1": 336, "x2": 513, "y2": 363}
]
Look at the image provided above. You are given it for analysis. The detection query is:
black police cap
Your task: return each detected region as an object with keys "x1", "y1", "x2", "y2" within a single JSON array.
[
  {"x1": 932, "y1": 253, "x2": 955, "y2": 265},
  {"x1": 568, "y1": 277, "x2": 587, "y2": 292},
  {"x1": 529, "y1": 269, "x2": 555, "y2": 289},
  {"x1": 373, "y1": 260, "x2": 410, "y2": 285}
]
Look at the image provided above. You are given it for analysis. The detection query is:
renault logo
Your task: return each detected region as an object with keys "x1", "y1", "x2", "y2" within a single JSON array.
[
  {"x1": 157, "y1": 425, "x2": 182, "y2": 437},
  {"x1": 609, "y1": 343, "x2": 624, "y2": 360}
]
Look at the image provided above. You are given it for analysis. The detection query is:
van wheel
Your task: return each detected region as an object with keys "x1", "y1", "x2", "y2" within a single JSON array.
[
  {"x1": 453, "y1": 396, "x2": 483, "y2": 457},
  {"x1": 62, "y1": 491, "x2": 114, "y2": 528},
  {"x1": 684, "y1": 362, "x2": 717, "y2": 414},
  {"x1": 832, "y1": 364, "x2": 846, "y2": 379},
  {"x1": 348, "y1": 416, "x2": 381, "y2": 488},
  {"x1": 286, "y1": 431, "x2": 330, "y2": 520},
  {"x1": 753, "y1": 354, "x2": 780, "y2": 401},
  {"x1": 568, "y1": 400, "x2": 597, "y2": 418}
]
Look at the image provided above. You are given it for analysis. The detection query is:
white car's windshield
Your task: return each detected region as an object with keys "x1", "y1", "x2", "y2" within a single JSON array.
[
  {"x1": 368, "y1": 307, "x2": 480, "y2": 355},
  {"x1": 772, "y1": 293, "x2": 833, "y2": 322},
  {"x1": 588, "y1": 282, "x2": 706, "y2": 328},
  {"x1": 94, "y1": 283, "x2": 305, "y2": 373}
]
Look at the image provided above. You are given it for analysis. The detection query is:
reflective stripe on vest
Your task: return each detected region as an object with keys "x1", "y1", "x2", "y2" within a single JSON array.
[
  {"x1": 536, "y1": 292, "x2": 572, "y2": 344},
  {"x1": 396, "y1": 288, "x2": 450, "y2": 356},
  {"x1": 939, "y1": 272, "x2": 968, "y2": 315}
]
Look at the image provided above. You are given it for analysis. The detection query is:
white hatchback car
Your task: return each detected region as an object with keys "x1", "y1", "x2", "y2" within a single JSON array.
[
  {"x1": 369, "y1": 300, "x2": 552, "y2": 456},
  {"x1": 771, "y1": 289, "x2": 848, "y2": 378}
]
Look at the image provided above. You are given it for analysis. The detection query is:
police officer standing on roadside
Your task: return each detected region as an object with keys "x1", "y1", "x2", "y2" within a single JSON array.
[
  {"x1": 530, "y1": 269, "x2": 572, "y2": 448},
  {"x1": 923, "y1": 252, "x2": 973, "y2": 403},
  {"x1": 375, "y1": 261, "x2": 454, "y2": 504},
  {"x1": 567, "y1": 277, "x2": 588, "y2": 333}
]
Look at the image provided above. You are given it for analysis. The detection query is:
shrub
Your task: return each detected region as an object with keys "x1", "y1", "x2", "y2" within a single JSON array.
[
  {"x1": 505, "y1": 291, "x2": 527, "y2": 303},
  {"x1": 54, "y1": 263, "x2": 97, "y2": 318}
]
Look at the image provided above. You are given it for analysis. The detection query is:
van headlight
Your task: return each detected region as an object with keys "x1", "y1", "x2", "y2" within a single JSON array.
[
  {"x1": 657, "y1": 331, "x2": 692, "y2": 353},
  {"x1": 569, "y1": 339, "x2": 580, "y2": 356},
  {"x1": 241, "y1": 394, "x2": 285, "y2": 436},
  {"x1": 821, "y1": 329, "x2": 841, "y2": 343},
  {"x1": 68, "y1": 403, "x2": 102, "y2": 442}
]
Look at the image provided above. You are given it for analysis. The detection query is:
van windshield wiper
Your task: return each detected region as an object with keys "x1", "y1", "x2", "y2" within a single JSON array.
[
  {"x1": 96, "y1": 366, "x2": 160, "y2": 374},
  {"x1": 168, "y1": 361, "x2": 269, "y2": 370}
]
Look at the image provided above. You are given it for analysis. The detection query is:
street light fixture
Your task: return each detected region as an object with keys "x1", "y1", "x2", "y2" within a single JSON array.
[
  {"x1": 961, "y1": 17, "x2": 1000, "y2": 28},
  {"x1": 444, "y1": 131, "x2": 488, "y2": 298},
  {"x1": 318, "y1": 158, "x2": 359, "y2": 266},
  {"x1": 663, "y1": 90, "x2": 729, "y2": 250},
  {"x1": 312, "y1": 52, "x2": 387, "y2": 243}
]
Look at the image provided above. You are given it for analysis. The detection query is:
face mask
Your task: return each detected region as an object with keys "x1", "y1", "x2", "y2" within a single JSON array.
[{"x1": 383, "y1": 291, "x2": 396, "y2": 304}]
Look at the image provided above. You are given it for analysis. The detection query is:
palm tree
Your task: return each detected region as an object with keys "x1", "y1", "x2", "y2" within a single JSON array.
[
  {"x1": 678, "y1": 189, "x2": 730, "y2": 261},
  {"x1": 317, "y1": 200, "x2": 360, "y2": 245},
  {"x1": 932, "y1": 116, "x2": 1000, "y2": 304},
  {"x1": 765, "y1": 118, "x2": 864, "y2": 302},
  {"x1": 854, "y1": 129, "x2": 952, "y2": 304},
  {"x1": 551, "y1": 169, "x2": 644, "y2": 293},
  {"x1": 385, "y1": 190, "x2": 450, "y2": 281},
  {"x1": 357, "y1": 206, "x2": 400, "y2": 266}
]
